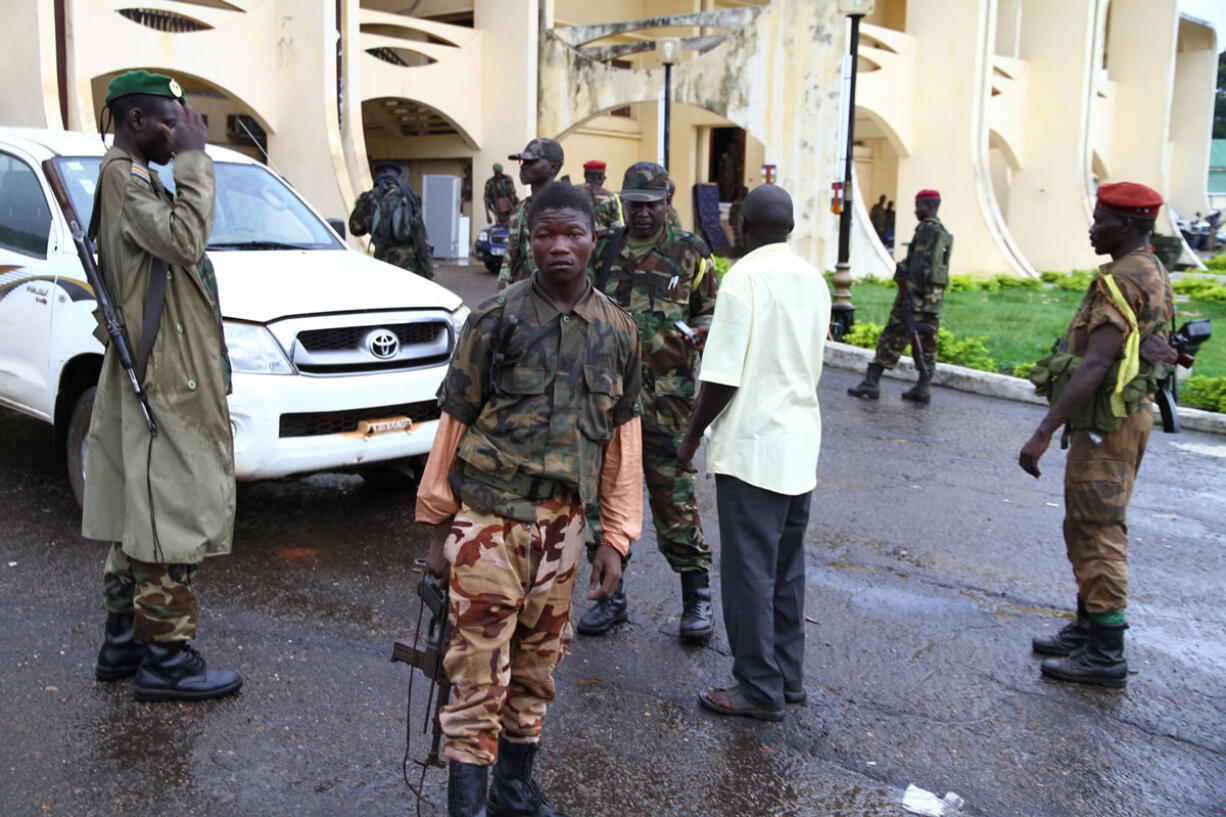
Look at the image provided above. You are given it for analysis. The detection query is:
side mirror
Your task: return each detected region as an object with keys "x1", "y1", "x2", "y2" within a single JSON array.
[{"x1": 327, "y1": 218, "x2": 346, "y2": 239}]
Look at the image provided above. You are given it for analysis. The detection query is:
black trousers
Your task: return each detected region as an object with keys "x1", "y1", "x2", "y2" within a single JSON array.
[{"x1": 715, "y1": 475, "x2": 812, "y2": 707}]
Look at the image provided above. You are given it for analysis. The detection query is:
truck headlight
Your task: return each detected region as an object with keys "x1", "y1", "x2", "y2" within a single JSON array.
[
  {"x1": 478, "y1": 230, "x2": 490, "y2": 243},
  {"x1": 224, "y1": 321, "x2": 294, "y2": 374}
]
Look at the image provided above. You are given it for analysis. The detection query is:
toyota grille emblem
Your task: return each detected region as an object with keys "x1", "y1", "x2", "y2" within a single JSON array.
[{"x1": 366, "y1": 328, "x2": 400, "y2": 360}]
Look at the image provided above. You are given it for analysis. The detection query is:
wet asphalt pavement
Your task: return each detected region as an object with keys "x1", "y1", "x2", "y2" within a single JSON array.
[{"x1": 1, "y1": 263, "x2": 1224, "y2": 817}]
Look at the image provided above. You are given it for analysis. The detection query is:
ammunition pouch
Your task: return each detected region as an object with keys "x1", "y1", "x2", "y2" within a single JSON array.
[
  {"x1": 928, "y1": 230, "x2": 953, "y2": 288},
  {"x1": 462, "y1": 461, "x2": 565, "y2": 502},
  {"x1": 1029, "y1": 339, "x2": 1172, "y2": 435}
]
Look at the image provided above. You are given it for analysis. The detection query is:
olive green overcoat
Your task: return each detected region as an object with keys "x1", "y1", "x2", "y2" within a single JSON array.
[{"x1": 81, "y1": 146, "x2": 235, "y2": 563}]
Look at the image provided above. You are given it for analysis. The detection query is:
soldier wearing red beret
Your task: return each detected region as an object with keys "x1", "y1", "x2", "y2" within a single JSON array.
[
  {"x1": 579, "y1": 159, "x2": 622, "y2": 232},
  {"x1": 848, "y1": 188, "x2": 954, "y2": 403},
  {"x1": 1019, "y1": 181, "x2": 1174, "y2": 688}
]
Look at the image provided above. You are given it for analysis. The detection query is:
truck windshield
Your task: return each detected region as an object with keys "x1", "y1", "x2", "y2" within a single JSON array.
[{"x1": 50, "y1": 156, "x2": 342, "y2": 251}]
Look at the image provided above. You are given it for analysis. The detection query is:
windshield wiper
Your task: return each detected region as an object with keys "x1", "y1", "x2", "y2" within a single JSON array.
[{"x1": 207, "y1": 240, "x2": 314, "y2": 251}]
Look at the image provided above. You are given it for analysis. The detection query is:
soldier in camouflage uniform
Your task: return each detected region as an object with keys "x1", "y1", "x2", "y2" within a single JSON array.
[
  {"x1": 483, "y1": 162, "x2": 518, "y2": 226},
  {"x1": 416, "y1": 182, "x2": 643, "y2": 817},
  {"x1": 580, "y1": 159, "x2": 622, "y2": 232},
  {"x1": 579, "y1": 162, "x2": 720, "y2": 642},
  {"x1": 848, "y1": 188, "x2": 953, "y2": 404},
  {"x1": 1020, "y1": 182, "x2": 1174, "y2": 689},
  {"x1": 86, "y1": 71, "x2": 241, "y2": 702},
  {"x1": 349, "y1": 160, "x2": 434, "y2": 279},
  {"x1": 497, "y1": 138, "x2": 565, "y2": 290}
]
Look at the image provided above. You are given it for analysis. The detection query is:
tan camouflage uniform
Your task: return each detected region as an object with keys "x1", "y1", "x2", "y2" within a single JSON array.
[
  {"x1": 581, "y1": 182, "x2": 622, "y2": 232},
  {"x1": 587, "y1": 225, "x2": 718, "y2": 572},
  {"x1": 418, "y1": 274, "x2": 643, "y2": 765},
  {"x1": 872, "y1": 216, "x2": 952, "y2": 371},
  {"x1": 496, "y1": 196, "x2": 534, "y2": 286},
  {"x1": 484, "y1": 173, "x2": 518, "y2": 226},
  {"x1": 1059, "y1": 250, "x2": 1172, "y2": 617}
]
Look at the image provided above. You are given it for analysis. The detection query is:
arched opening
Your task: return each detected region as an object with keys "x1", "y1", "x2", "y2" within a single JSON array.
[
  {"x1": 853, "y1": 107, "x2": 901, "y2": 251},
  {"x1": 557, "y1": 100, "x2": 766, "y2": 250},
  {"x1": 90, "y1": 69, "x2": 273, "y2": 163}
]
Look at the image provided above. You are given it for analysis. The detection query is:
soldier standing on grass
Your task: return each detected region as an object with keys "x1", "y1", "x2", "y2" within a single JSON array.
[
  {"x1": 847, "y1": 188, "x2": 952, "y2": 404},
  {"x1": 1020, "y1": 182, "x2": 1174, "y2": 689},
  {"x1": 579, "y1": 162, "x2": 720, "y2": 642},
  {"x1": 498, "y1": 138, "x2": 565, "y2": 289},
  {"x1": 85, "y1": 70, "x2": 241, "y2": 702},
  {"x1": 349, "y1": 160, "x2": 434, "y2": 279},
  {"x1": 416, "y1": 182, "x2": 643, "y2": 817}
]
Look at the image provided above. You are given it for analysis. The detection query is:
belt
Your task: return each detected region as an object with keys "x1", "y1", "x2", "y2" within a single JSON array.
[{"x1": 463, "y1": 462, "x2": 566, "y2": 502}]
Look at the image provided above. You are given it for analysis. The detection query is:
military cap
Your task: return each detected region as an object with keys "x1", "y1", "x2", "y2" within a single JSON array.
[
  {"x1": 583, "y1": 160, "x2": 606, "y2": 171},
  {"x1": 509, "y1": 138, "x2": 564, "y2": 165},
  {"x1": 105, "y1": 70, "x2": 186, "y2": 105},
  {"x1": 620, "y1": 162, "x2": 669, "y2": 202},
  {"x1": 372, "y1": 160, "x2": 402, "y2": 175},
  {"x1": 915, "y1": 189, "x2": 941, "y2": 202},
  {"x1": 493, "y1": 162, "x2": 503, "y2": 173},
  {"x1": 1096, "y1": 182, "x2": 1162, "y2": 219}
]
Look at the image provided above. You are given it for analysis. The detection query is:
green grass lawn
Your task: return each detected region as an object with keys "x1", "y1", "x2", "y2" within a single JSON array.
[{"x1": 845, "y1": 282, "x2": 1226, "y2": 379}]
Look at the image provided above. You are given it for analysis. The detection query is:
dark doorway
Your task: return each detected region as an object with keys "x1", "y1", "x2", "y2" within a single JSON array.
[{"x1": 708, "y1": 127, "x2": 745, "y2": 202}]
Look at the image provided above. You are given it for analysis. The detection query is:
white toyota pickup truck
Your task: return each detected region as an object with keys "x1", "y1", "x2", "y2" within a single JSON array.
[{"x1": 0, "y1": 127, "x2": 467, "y2": 504}]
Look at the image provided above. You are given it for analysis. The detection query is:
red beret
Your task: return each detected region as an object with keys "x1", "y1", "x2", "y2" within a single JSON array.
[
  {"x1": 583, "y1": 160, "x2": 606, "y2": 171},
  {"x1": 915, "y1": 189, "x2": 941, "y2": 202},
  {"x1": 1096, "y1": 182, "x2": 1162, "y2": 219}
]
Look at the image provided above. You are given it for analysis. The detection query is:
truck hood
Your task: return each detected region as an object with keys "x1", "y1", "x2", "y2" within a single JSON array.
[{"x1": 210, "y1": 249, "x2": 462, "y2": 322}]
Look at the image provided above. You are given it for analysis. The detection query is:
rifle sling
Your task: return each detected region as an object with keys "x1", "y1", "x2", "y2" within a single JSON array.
[{"x1": 596, "y1": 227, "x2": 626, "y2": 293}]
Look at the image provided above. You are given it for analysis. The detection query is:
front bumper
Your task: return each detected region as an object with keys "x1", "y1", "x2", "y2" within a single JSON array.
[{"x1": 228, "y1": 366, "x2": 445, "y2": 480}]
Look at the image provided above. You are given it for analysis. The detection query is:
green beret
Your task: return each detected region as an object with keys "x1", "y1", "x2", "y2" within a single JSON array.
[{"x1": 105, "y1": 70, "x2": 185, "y2": 105}]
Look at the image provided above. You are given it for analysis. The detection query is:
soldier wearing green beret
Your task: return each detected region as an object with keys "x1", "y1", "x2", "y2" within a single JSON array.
[
  {"x1": 483, "y1": 162, "x2": 519, "y2": 226},
  {"x1": 85, "y1": 70, "x2": 242, "y2": 702},
  {"x1": 497, "y1": 138, "x2": 565, "y2": 290},
  {"x1": 349, "y1": 160, "x2": 434, "y2": 279},
  {"x1": 580, "y1": 162, "x2": 720, "y2": 642}
]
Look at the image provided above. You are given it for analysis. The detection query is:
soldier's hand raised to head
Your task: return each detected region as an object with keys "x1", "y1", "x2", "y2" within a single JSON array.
[{"x1": 171, "y1": 105, "x2": 209, "y2": 155}]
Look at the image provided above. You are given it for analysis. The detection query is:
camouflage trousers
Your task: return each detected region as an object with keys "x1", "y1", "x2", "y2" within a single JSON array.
[
  {"x1": 872, "y1": 298, "x2": 940, "y2": 372},
  {"x1": 1063, "y1": 408, "x2": 1152, "y2": 618},
  {"x1": 585, "y1": 394, "x2": 710, "y2": 573},
  {"x1": 374, "y1": 244, "x2": 433, "y2": 279},
  {"x1": 101, "y1": 542, "x2": 198, "y2": 642},
  {"x1": 439, "y1": 496, "x2": 584, "y2": 766}
]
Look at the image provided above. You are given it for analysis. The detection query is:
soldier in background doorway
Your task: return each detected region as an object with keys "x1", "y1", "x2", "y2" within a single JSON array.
[
  {"x1": 483, "y1": 162, "x2": 518, "y2": 226},
  {"x1": 848, "y1": 189, "x2": 952, "y2": 404},
  {"x1": 349, "y1": 160, "x2": 434, "y2": 279}
]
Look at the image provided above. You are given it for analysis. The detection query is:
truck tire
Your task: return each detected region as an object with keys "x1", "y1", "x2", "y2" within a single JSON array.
[
  {"x1": 484, "y1": 257, "x2": 500, "y2": 275},
  {"x1": 359, "y1": 455, "x2": 426, "y2": 490},
  {"x1": 67, "y1": 386, "x2": 95, "y2": 509}
]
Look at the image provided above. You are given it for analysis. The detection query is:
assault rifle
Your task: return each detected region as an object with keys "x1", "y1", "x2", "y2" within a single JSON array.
[
  {"x1": 42, "y1": 160, "x2": 157, "y2": 434},
  {"x1": 896, "y1": 279, "x2": 936, "y2": 381},
  {"x1": 1154, "y1": 318, "x2": 1211, "y2": 434}
]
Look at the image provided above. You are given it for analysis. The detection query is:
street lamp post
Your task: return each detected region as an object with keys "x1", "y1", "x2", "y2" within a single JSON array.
[
  {"x1": 656, "y1": 38, "x2": 681, "y2": 170},
  {"x1": 830, "y1": 0, "x2": 875, "y2": 339}
]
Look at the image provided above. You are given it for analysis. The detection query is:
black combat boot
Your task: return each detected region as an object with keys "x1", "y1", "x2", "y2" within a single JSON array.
[
  {"x1": 95, "y1": 612, "x2": 145, "y2": 681},
  {"x1": 487, "y1": 738, "x2": 568, "y2": 817},
  {"x1": 847, "y1": 363, "x2": 884, "y2": 399},
  {"x1": 679, "y1": 571, "x2": 714, "y2": 640},
  {"x1": 1032, "y1": 597, "x2": 1091, "y2": 656},
  {"x1": 449, "y1": 761, "x2": 489, "y2": 817},
  {"x1": 1040, "y1": 620, "x2": 1127, "y2": 688},
  {"x1": 900, "y1": 366, "x2": 931, "y2": 404},
  {"x1": 576, "y1": 579, "x2": 627, "y2": 636},
  {"x1": 134, "y1": 641, "x2": 243, "y2": 702}
]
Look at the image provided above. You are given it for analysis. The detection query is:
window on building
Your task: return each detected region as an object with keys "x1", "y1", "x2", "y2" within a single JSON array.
[{"x1": 0, "y1": 154, "x2": 52, "y2": 257}]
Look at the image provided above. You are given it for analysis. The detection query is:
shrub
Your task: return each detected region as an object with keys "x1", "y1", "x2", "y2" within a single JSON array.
[
  {"x1": 711, "y1": 256, "x2": 732, "y2": 280},
  {"x1": 1013, "y1": 361, "x2": 1034, "y2": 379},
  {"x1": 842, "y1": 321, "x2": 883, "y2": 349},
  {"x1": 1173, "y1": 275, "x2": 1218, "y2": 297},
  {"x1": 946, "y1": 274, "x2": 983, "y2": 293},
  {"x1": 1203, "y1": 254, "x2": 1226, "y2": 271},
  {"x1": 993, "y1": 274, "x2": 1045, "y2": 291},
  {"x1": 1180, "y1": 375, "x2": 1226, "y2": 412},
  {"x1": 838, "y1": 321, "x2": 996, "y2": 372},
  {"x1": 1050, "y1": 269, "x2": 1096, "y2": 292}
]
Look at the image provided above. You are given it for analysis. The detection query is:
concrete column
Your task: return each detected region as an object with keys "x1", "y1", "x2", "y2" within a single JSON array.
[
  {"x1": 896, "y1": 0, "x2": 1027, "y2": 276},
  {"x1": 1168, "y1": 16, "x2": 1217, "y2": 218},
  {"x1": 1005, "y1": 0, "x2": 1100, "y2": 272},
  {"x1": 0, "y1": 0, "x2": 59, "y2": 129},
  {"x1": 473, "y1": 0, "x2": 538, "y2": 234}
]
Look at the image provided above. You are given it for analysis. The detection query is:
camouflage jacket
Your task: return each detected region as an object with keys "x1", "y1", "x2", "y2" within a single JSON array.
[
  {"x1": 590, "y1": 226, "x2": 717, "y2": 397},
  {"x1": 497, "y1": 195, "x2": 534, "y2": 284},
  {"x1": 483, "y1": 173, "x2": 518, "y2": 215},
  {"x1": 439, "y1": 274, "x2": 642, "y2": 520},
  {"x1": 349, "y1": 184, "x2": 433, "y2": 277},
  {"x1": 895, "y1": 216, "x2": 952, "y2": 314},
  {"x1": 581, "y1": 182, "x2": 622, "y2": 232},
  {"x1": 1066, "y1": 250, "x2": 1173, "y2": 359},
  {"x1": 666, "y1": 206, "x2": 682, "y2": 230}
]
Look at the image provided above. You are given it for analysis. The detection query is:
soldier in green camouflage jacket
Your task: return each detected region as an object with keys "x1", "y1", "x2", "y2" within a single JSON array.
[
  {"x1": 579, "y1": 162, "x2": 720, "y2": 643},
  {"x1": 497, "y1": 138, "x2": 564, "y2": 289},
  {"x1": 848, "y1": 188, "x2": 953, "y2": 404},
  {"x1": 580, "y1": 159, "x2": 622, "y2": 232},
  {"x1": 349, "y1": 161, "x2": 434, "y2": 279},
  {"x1": 483, "y1": 163, "x2": 518, "y2": 226},
  {"x1": 417, "y1": 183, "x2": 642, "y2": 816}
]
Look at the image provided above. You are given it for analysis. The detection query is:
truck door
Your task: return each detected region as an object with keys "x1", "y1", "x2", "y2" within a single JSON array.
[{"x1": 0, "y1": 150, "x2": 58, "y2": 419}]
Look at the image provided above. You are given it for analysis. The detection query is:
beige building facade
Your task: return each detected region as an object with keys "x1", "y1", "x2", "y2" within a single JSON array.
[{"x1": 0, "y1": 0, "x2": 1216, "y2": 276}]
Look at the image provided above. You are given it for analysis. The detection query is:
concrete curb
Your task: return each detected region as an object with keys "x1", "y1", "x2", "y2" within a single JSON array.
[{"x1": 825, "y1": 341, "x2": 1226, "y2": 436}]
